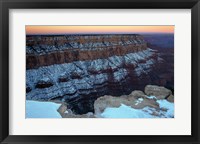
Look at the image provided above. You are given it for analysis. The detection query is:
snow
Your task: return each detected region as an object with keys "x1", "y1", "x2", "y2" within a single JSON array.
[
  {"x1": 101, "y1": 104, "x2": 153, "y2": 118},
  {"x1": 158, "y1": 57, "x2": 164, "y2": 62},
  {"x1": 64, "y1": 110, "x2": 69, "y2": 114},
  {"x1": 26, "y1": 100, "x2": 62, "y2": 118},
  {"x1": 25, "y1": 97, "x2": 174, "y2": 119},
  {"x1": 135, "y1": 98, "x2": 144, "y2": 105},
  {"x1": 113, "y1": 69, "x2": 128, "y2": 82},
  {"x1": 40, "y1": 77, "x2": 51, "y2": 82},
  {"x1": 157, "y1": 99, "x2": 174, "y2": 118},
  {"x1": 146, "y1": 95, "x2": 157, "y2": 99},
  {"x1": 101, "y1": 99, "x2": 174, "y2": 118}
]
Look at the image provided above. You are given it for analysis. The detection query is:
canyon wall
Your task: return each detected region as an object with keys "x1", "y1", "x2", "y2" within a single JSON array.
[
  {"x1": 26, "y1": 34, "x2": 172, "y2": 114},
  {"x1": 26, "y1": 35, "x2": 147, "y2": 69}
]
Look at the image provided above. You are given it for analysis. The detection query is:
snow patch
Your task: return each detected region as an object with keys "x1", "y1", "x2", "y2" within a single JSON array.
[
  {"x1": 135, "y1": 98, "x2": 144, "y2": 105},
  {"x1": 101, "y1": 99, "x2": 174, "y2": 118},
  {"x1": 146, "y1": 95, "x2": 157, "y2": 100},
  {"x1": 157, "y1": 99, "x2": 174, "y2": 118},
  {"x1": 101, "y1": 104, "x2": 153, "y2": 118},
  {"x1": 64, "y1": 110, "x2": 69, "y2": 114},
  {"x1": 26, "y1": 100, "x2": 62, "y2": 118}
]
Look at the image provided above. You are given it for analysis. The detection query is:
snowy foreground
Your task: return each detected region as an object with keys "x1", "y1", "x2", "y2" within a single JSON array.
[
  {"x1": 101, "y1": 99, "x2": 174, "y2": 118},
  {"x1": 26, "y1": 100, "x2": 61, "y2": 118},
  {"x1": 26, "y1": 99, "x2": 174, "y2": 118}
]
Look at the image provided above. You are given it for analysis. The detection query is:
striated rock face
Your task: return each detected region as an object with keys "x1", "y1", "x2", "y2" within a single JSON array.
[
  {"x1": 26, "y1": 34, "x2": 147, "y2": 69},
  {"x1": 26, "y1": 34, "x2": 173, "y2": 114}
]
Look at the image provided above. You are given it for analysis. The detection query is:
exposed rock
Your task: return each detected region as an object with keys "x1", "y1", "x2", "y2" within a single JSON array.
[
  {"x1": 94, "y1": 91, "x2": 159, "y2": 116},
  {"x1": 26, "y1": 48, "x2": 160, "y2": 102},
  {"x1": 57, "y1": 103, "x2": 67, "y2": 115},
  {"x1": 58, "y1": 73, "x2": 70, "y2": 83},
  {"x1": 61, "y1": 112, "x2": 96, "y2": 118},
  {"x1": 93, "y1": 87, "x2": 174, "y2": 118},
  {"x1": 144, "y1": 85, "x2": 172, "y2": 99},
  {"x1": 129, "y1": 90, "x2": 146, "y2": 98},
  {"x1": 166, "y1": 94, "x2": 174, "y2": 102},
  {"x1": 35, "y1": 78, "x2": 53, "y2": 89},
  {"x1": 32, "y1": 85, "x2": 174, "y2": 118},
  {"x1": 56, "y1": 102, "x2": 96, "y2": 118},
  {"x1": 94, "y1": 96, "x2": 122, "y2": 115}
]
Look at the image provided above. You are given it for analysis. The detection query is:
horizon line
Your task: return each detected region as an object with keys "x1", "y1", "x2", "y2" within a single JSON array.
[{"x1": 26, "y1": 32, "x2": 174, "y2": 36}]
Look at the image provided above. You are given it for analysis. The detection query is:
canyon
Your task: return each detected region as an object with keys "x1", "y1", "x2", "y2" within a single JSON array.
[{"x1": 26, "y1": 34, "x2": 174, "y2": 114}]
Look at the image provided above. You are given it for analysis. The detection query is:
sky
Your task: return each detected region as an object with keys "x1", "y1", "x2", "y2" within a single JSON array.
[{"x1": 26, "y1": 26, "x2": 174, "y2": 35}]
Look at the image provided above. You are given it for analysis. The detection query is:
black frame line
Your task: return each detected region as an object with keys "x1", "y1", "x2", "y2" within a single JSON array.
[{"x1": 0, "y1": 0, "x2": 199, "y2": 144}]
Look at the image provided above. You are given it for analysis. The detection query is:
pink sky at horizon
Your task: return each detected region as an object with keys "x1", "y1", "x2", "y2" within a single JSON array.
[{"x1": 26, "y1": 26, "x2": 174, "y2": 35}]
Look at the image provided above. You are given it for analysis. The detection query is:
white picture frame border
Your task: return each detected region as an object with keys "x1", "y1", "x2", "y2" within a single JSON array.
[{"x1": 9, "y1": 9, "x2": 191, "y2": 135}]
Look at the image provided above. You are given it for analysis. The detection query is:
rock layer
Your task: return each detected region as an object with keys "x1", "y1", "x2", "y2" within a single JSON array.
[{"x1": 26, "y1": 34, "x2": 147, "y2": 69}]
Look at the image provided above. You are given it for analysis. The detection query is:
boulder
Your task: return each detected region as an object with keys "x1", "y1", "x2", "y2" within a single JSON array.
[
  {"x1": 57, "y1": 103, "x2": 67, "y2": 115},
  {"x1": 94, "y1": 96, "x2": 123, "y2": 115},
  {"x1": 166, "y1": 94, "x2": 174, "y2": 102},
  {"x1": 129, "y1": 90, "x2": 146, "y2": 98},
  {"x1": 144, "y1": 85, "x2": 172, "y2": 99}
]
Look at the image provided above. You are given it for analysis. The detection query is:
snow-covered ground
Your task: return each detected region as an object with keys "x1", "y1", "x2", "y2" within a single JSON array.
[
  {"x1": 26, "y1": 100, "x2": 62, "y2": 118},
  {"x1": 26, "y1": 96, "x2": 174, "y2": 118},
  {"x1": 101, "y1": 99, "x2": 174, "y2": 118}
]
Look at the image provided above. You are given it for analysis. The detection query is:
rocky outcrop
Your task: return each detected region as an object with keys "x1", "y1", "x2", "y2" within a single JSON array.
[
  {"x1": 94, "y1": 85, "x2": 174, "y2": 118},
  {"x1": 57, "y1": 102, "x2": 95, "y2": 118},
  {"x1": 166, "y1": 95, "x2": 174, "y2": 102},
  {"x1": 94, "y1": 93, "x2": 159, "y2": 116},
  {"x1": 144, "y1": 85, "x2": 172, "y2": 99},
  {"x1": 55, "y1": 85, "x2": 174, "y2": 118}
]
